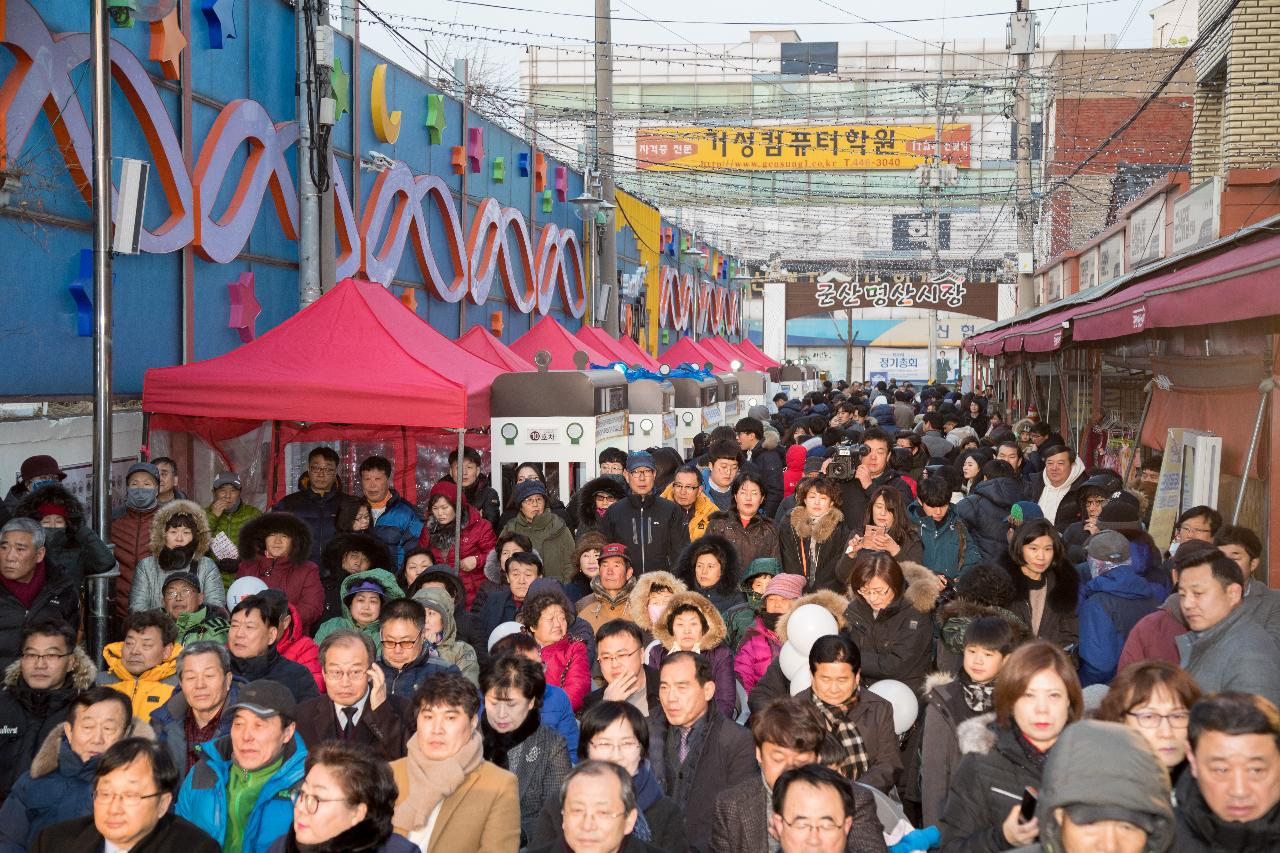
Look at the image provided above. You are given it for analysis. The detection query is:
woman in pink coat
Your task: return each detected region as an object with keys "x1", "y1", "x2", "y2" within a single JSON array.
[
  {"x1": 519, "y1": 590, "x2": 591, "y2": 711},
  {"x1": 734, "y1": 573, "x2": 805, "y2": 694}
]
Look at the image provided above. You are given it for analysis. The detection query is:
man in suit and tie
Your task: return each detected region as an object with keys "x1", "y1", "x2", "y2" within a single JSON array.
[{"x1": 293, "y1": 629, "x2": 410, "y2": 762}]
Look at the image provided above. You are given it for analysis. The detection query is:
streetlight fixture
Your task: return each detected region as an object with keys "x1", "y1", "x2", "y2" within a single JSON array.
[{"x1": 571, "y1": 187, "x2": 603, "y2": 325}]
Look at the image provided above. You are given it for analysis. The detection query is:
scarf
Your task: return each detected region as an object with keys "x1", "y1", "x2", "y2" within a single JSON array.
[
  {"x1": 0, "y1": 560, "x2": 46, "y2": 609},
  {"x1": 630, "y1": 762, "x2": 663, "y2": 842},
  {"x1": 810, "y1": 690, "x2": 870, "y2": 781},
  {"x1": 394, "y1": 728, "x2": 484, "y2": 830},
  {"x1": 158, "y1": 542, "x2": 198, "y2": 572},
  {"x1": 278, "y1": 819, "x2": 389, "y2": 853},
  {"x1": 1013, "y1": 726, "x2": 1050, "y2": 772},
  {"x1": 427, "y1": 516, "x2": 458, "y2": 556},
  {"x1": 760, "y1": 611, "x2": 782, "y2": 632},
  {"x1": 959, "y1": 671, "x2": 995, "y2": 713},
  {"x1": 481, "y1": 708, "x2": 541, "y2": 769}
]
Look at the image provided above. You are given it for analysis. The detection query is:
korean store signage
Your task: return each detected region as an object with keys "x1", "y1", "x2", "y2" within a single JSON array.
[
  {"x1": 636, "y1": 124, "x2": 971, "y2": 171},
  {"x1": 784, "y1": 268, "x2": 1000, "y2": 321}
]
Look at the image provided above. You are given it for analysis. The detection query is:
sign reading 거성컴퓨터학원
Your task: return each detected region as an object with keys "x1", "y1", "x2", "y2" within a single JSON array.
[
  {"x1": 636, "y1": 124, "x2": 972, "y2": 171},
  {"x1": 783, "y1": 268, "x2": 1001, "y2": 321}
]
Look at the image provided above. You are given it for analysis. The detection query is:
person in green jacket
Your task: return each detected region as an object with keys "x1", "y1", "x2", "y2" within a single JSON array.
[
  {"x1": 727, "y1": 556, "x2": 782, "y2": 648},
  {"x1": 205, "y1": 472, "x2": 262, "y2": 585},
  {"x1": 500, "y1": 479, "x2": 575, "y2": 582},
  {"x1": 163, "y1": 572, "x2": 231, "y2": 645},
  {"x1": 411, "y1": 586, "x2": 480, "y2": 685},
  {"x1": 313, "y1": 568, "x2": 404, "y2": 653}
]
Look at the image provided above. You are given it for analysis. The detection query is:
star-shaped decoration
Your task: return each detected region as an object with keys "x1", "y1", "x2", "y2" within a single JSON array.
[
  {"x1": 400, "y1": 287, "x2": 418, "y2": 312},
  {"x1": 331, "y1": 57, "x2": 351, "y2": 120},
  {"x1": 67, "y1": 249, "x2": 94, "y2": 337},
  {"x1": 149, "y1": 10, "x2": 187, "y2": 81},
  {"x1": 201, "y1": 0, "x2": 237, "y2": 49},
  {"x1": 227, "y1": 271, "x2": 261, "y2": 343}
]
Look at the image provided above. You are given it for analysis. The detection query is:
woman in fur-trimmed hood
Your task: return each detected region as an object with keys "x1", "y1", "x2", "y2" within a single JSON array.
[
  {"x1": 236, "y1": 511, "x2": 324, "y2": 633},
  {"x1": 745, "y1": 588, "x2": 850, "y2": 715},
  {"x1": 129, "y1": 500, "x2": 225, "y2": 613},
  {"x1": 320, "y1": 532, "x2": 393, "y2": 625},
  {"x1": 842, "y1": 552, "x2": 941, "y2": 696},
  {"x1": 672, "y1": 534, "x2": 747, "y2": 627},
  {"x1": 13, "y1": 483, "x2": 115, "y2": 585},
  {"x1": 626, "y1": 570, "x2": 687, "y2": 637},
  {"x1": 648, "y1": 590, "x2": 736, "y2": 718},
  {"x1": 778, "y1": 475, "x2": 852, "y2": 593}
]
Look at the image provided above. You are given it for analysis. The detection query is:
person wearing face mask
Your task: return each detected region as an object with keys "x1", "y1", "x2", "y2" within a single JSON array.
[
  {"x1": 573, "y1": 474, "x2": 628, "y2": 537},
  {"x1": 13, "y1": 480, "x2": 115, "y2": 588},
  {"x1": 3, "y1": 456, "x2": 66, "y2": 517},
  {"x1": 110, "y1": 462, "x2": 165, "y2": 621},
  {"x1": 480, "y1": 654, "x2": 572, "y2": 845},
  {"x1": 734, "y1": 573, "x2": 803, "y2": 695},
  {"x1": 129, "y1": 501, "x2": 226, "y2": 613}
]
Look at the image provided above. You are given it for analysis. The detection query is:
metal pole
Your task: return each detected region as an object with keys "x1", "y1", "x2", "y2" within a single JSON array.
[
  {"x1": 296, "y1": 0, "x2": 321, "y2": 306},
  {"x1": 595, "y1": 0, "x2": 619, "y2": 334},
  {"x1": 1014, "y1": 0, "x2": 1035, "y2": 313},
  {"x1": 1123, "y1": 380, "x2": 1154, "y2": 485},
  {"x1": 928, "y1": 40, "x2": 944, "y2": 385},
  {"x1": 90, "y1": 0, "x2": 113, "y2": 538},
  {"x1": 1233, "y1": 379, "x2": 1273, "y2": 524},
  {"x1": 454, "y1": 430, "x2": 465, "y2": 573}
]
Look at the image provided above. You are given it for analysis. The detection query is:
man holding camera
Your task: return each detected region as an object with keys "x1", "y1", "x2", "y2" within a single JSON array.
[{"x1": 831, "y1": 428, "x2": 913, "y2": 529}]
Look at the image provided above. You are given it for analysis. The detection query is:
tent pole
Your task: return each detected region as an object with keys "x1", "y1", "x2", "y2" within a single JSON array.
[
  {"x1": 455, "y1": 429, "x2": 465, "y2": 574},
  {"x1": 1233, "y1": 378, "x2": 1273, "y2": 525},
  {"x1": 1123, "y1": 381, "x2": 1154, "y2": 487}
]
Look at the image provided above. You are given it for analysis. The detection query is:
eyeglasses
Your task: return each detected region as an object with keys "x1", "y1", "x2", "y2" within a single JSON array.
[
  {"x1": 165, "y1": 587, "x2": 196, "y2": 599},
  {"x1": 308, "y1": 465, "x2": 337, "y2": 475},
  {"x1": 1177, "y1": 524, "x2": 1212, "y2": 536},
  {"x1": 598, "y1": 647, "x2": 641, "y2": 666},
  {"x1": 671, "y1": 483, "x2": 699, "y2": 491},
  {"x1": 779, "y1": 816, "x2": 845, "y2": 835},
  {"x1": 1126, "y1": 710, "x2": 1190, "y2": 729},
  {"x1": 381, "y1": 638, "x2": 420, "y2": 651},
  {"x1": 21, "y1": 651, "x2": 71, "y2": 664},
  {"x1": 93, "y1": 790, "x2": 166, "y2": 808},
  {"x1": 590, "y1": 738, "x2": 642, "y2": 754},
  {"x1": 291, "y1": 788, "x2": 350, "y2": 815},
  {"x1": 323, "y1": 668, "x2": 368, "y2": 682},
  {"x1": 858, "y1": 586, "x2": 893, "y2": 600},
  {"x1": 564, "y1": 806, "x2": 628, "y2": 823}
]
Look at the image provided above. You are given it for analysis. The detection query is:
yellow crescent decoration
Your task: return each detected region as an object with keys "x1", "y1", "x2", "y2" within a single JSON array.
[{"x1": 371, "y1": 64, "x2": 401, "y2": 144}]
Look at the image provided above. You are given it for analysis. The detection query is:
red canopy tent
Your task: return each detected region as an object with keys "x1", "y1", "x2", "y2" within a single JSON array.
[
  {"x1": 576, "y1": 325, "x2": 636, "y2": 366},
  {"x1": 510, "y1": 315, "x2": 613, "y2": 369},
  {"x1": 143, "y1": 278, "x2": 504, "y2": 503},
  {"x1": 458, "y1": 326, "x2": 536, "y2": 372},
  {"x1": 658, "y1": 336, "x2": 731, "y2": 370},
  {"x1": 612, "y1": 333, "x2": 660, "y2": 370},
  {"x1": 734, "y1": 338, "x2": 781, "y2": 369},
  {"x1": 701, "y1": 337, "x2": 762, "y2": 370}
]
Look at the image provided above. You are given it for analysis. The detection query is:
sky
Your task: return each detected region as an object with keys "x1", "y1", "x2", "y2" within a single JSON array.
[{"x1": 356, "y1": 0, "x2": 1184, "y2": 83}]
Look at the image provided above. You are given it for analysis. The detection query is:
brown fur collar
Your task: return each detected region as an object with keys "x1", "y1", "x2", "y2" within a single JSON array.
[
  {"x1": 788, "y1": 505, "x2": 844, "y2": 543},
  {"x1": 922, "y1": 671, "x2": 955, "y2": 699},
  {"x1": 900, "y1": 561, "x2": 941, "y2": 613},
  {"x1": 148, "y1": 499, "x2": 212, "y2": 557},
  {"x1": 777, "y1": 589, "x2": 849, "y2": 647},
  {"x1": 650, "y1": 590, "x2": 727, "y2": 650},
  {"x1": 31, "y1": 717, "x2": 156, "y2": 779},
  {"x1": 3, "y1": 647, "x2": 96, "y2": 691},
  {"x1": 627, "y1": 571, "x2": 687, "y2": 631}
]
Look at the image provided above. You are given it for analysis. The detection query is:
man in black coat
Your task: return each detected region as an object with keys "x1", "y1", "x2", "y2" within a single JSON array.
[
  {"x1": 582, "y1": 621, "x2": 662, "y2": 716},
  {"x1": 226, "y1": 594, "x2": 319, "y2": 703},
  {"x1": 0, "y1": 618, "x2": 95, "y2": 801},
  {"x1": 598, "y1": 452, "x2": 688, "y2": 575},
  {"x1": 734, "y1": 417, "x2": 785, "y2": 517},
  {"x1": 648, "y1": 652, "x2": 758, "y2": 852},
  {"x1": 31, "y1": 737, "x2": 219, "y2": 853},
  {"x1": 270, "y1": 447, "x2": 357, "y2": 563},
  {"x1": 0, "y1": 520, "x2": 81, "y2": 672},
  {"x1": 295, "y1": 629, "x2": 410, "y2": 762}
]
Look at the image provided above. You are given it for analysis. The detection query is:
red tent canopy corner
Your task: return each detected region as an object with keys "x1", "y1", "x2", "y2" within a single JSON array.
[
  {"x1": 458, "y1": 326, "x2": 536, "y2": 372},
  {"x1": 511, "y1": 315, "x2": 613, "y2": 369}
]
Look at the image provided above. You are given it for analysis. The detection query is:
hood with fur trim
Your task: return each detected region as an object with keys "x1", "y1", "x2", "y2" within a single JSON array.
[
  {"x1": 321, "y1": 532, "x2": 393, "y2": 576},
  {"x1": 898, "y1": 561, "x2": 942, "y2": 613},
  {"x1": 575, "y1": 475, "x2": 628, "y2": 530},
  {"x1": 14, "y1": 483, "x2": 88, "y2": 532},
  {"x1": 3, "y1": 646, "x2": 96, "y2": 691},
  {"x1": 956, "y1": 711, "x2": 998, "y2": 756},
  {"x1": 777, "y1": 589, "x2": 849, "y2": 647},
  {"x1": 922, "y1": 671, "x2": 955, "y2": 701},
  {"x1": 238, "y1": 511, "x2": 313, "y2": 565},
  {"x1": 147, "y1": 499, "x2": 212, "y2": 557},
  {"x1": 627, "y1": 571, "x2": 688, "y2": 632},
  {"x1": 787, "y1": 504, "x2": 845, "y2": 543},
  {"x1": 672, "y1": 533, "x2": 741, "y2": 599},
  {"x1": 30, "y1": 716, "x2": 156, "y2": 780},
  {"x1": 651, "y1": 590, "x2": 728, "y2": 651}
]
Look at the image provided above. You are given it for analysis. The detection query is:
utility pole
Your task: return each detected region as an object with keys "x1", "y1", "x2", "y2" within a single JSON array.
[
  {"x1": 594, "y1": 0, "x2": 619, "y2": 334},
  {"x1": 90, "y1": 0, "x2": 113, "y2": 537},
  {"x1": 1012, "y1": 0, "x2": 1036, "y2": 313},
  {"x1": 296, "y1": 0, "x2": 322, "y2": 306}
]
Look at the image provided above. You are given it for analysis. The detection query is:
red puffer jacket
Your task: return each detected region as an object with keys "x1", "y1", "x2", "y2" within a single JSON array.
[
  {"x1": 277, "y1": 603, "x2": 325, "y2": 693},
  {"x1": 419, "y1": 505, "x2": 497, "y2": 610},
  {"x1": 540, "y1": 635, "x2": 591, "y2": 712},
  {"x1": 109, "y1": 507, "x2": 158, "y2": 620},
  {"x1": 236, "y1": 555, "x2": 324, "y2": 634}
]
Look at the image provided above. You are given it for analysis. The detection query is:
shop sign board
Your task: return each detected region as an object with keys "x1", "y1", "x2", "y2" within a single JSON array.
[
  {"x1": 1171, "y1": 178, "x2": 1220, "y2": 255},
  {"x1": 1099, "y1": 233, "x2": 1125, "y2": 283},
  {"x1": 1128, "y1": 196, "x2": 1165, "y2": 269},
  {"x1": 785, "y1": 269, "x2": 999, "y2": 321}
]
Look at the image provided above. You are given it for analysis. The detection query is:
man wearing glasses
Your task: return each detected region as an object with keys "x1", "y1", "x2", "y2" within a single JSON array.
[
  {"x1": 31, "y1": 738, "x2": 219, "y2": 852},
  {"x1": 584, "y1": 621, "x2": 661, "y2": 716},
  {"x1": 177, "y1": 679, "x2": 306, "y2": 853},
  {"x1": 770, "y1": 765, "x2": 858, "y2": 853},
  {"x1": 529, "y1": 760, "x2": 663, "y2": 853},
  {"x1": 661, "y1": 465, "x2": 717, "y2": 541},
  {"x1": 0, "y1": 618, "x2": 93, "y2": 800},
  {"x1": 272, "y1": 447, "x2": 356, "y2": 563},
  {"x1": 295, "y1": 630, "x2": 409, "y2": 762},
  {"x1": 375, "y1": 598, "x2": 460, "y2": 702}
]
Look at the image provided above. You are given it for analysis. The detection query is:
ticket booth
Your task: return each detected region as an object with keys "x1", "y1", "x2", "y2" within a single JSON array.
[
  {"x1": 714, "y1": 371, "x2": 741, "y2": 427},
  {"x1": 735, "y1": 369, "x2": 770, "y2": 411},
  {"x1": 768, "y1": 364, "x2": 809, "y2": 402},
  {"x1": 490, "y1": 363, "x2": 630, "y2": 508},
  {"x1": 627, "y1": 377, "x2": 678, "y2": 452},
  {"x1": 669, "y1": 372, "x2": 721, "y2": 458}
]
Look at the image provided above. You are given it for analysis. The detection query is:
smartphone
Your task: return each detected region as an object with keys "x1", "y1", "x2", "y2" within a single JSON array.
[
  {"x1": 865, "y1": 524, "x2": 884, "y2": 538},
  {"x1": 1019, "y1": 787, "x2": 1038, "y2": 822}
]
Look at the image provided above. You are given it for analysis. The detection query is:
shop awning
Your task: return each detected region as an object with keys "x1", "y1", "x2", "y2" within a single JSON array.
[
  {"x1": 612, "y1": 333, "x2": 660, "y2": 370},
  {"x1": 576, "y1": 325, "x2": 638, "y2": 366},
  {"x1": 736, "y1": 338, "x2": 782, "y2": 369}
]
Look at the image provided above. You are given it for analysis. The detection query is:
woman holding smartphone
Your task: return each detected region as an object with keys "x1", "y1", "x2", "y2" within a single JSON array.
[{"x1": 843, "y1": 485, "x2": 925, "y2": 566}]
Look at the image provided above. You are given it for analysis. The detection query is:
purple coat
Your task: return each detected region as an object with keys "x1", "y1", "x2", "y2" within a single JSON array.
[{"x1": 648, "y1": 590, "x2": 737, "y2": 718}]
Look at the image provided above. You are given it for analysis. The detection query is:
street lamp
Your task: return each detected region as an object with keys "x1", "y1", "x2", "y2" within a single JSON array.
[{"x1": 571, "y1": 188, "x2": 603, "y2": 325}]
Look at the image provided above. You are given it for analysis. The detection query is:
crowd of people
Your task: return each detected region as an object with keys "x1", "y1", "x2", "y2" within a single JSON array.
[{"x1": 0, "y1": 376, "x2": 1275, "y2": 852}]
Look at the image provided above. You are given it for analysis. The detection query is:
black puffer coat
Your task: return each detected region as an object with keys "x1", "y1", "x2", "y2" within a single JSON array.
[
  {"x1": 0, "y1": 646, "x2": 96, "y2": 799},
  {"x1": 572, "y1": 474, "x2": 628, "y2": 535},
  {"x1": 13, "y1": 485, "x2": 115, "y2": 586},
  {"x1": 939, "y1": 713, "x2": 1047, "y2": 853},
  {"x1": 778, "y1": 505, "x2": 851, "y2": 592},
  {"x1": 954, "y1": 478, "x2": 1027, "y2": 561},
  {"x1": 843, "y1": 561, "x2": 939, "y2": 695}
]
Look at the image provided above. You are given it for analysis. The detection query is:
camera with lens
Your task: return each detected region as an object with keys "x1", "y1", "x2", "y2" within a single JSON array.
[{"x1": 827, "y1": 442, "x2": 870, "y2": 481}]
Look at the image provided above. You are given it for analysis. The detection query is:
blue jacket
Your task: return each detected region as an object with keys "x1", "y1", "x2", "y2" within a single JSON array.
[
  {"x1": 1078, "y1": 563, "x2": 1164, "y2": 686},
  {"x1": 377, "y1": 649, "x2": 461, "y2": 702},
  {"x1": 908, "y1": 502, "x2": 982, "y2": 580},
  {"x1": 0, "y1": 733, "x2": 100, "y2": 852},
  {"x1": 954, "y1": 477, "x2": 1028, "y2": 561},
  {"x1": 542, "y1": 683, "x2": 580, "y2": 763},
  {"x1": 370, "y1": 490, "x2": 424, "y2": 569},
  {"x1": 869, "y1": 402, "x2": 896, "y2": 425},
  {"x1": 477, "y1": 586, "x2": 520, "y2": 642},
  {"x1": 176, "y1": 732, "x2": 307, "y2": 853}
]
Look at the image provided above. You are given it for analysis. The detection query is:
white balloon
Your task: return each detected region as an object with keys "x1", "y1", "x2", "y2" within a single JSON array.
[
  {"x1": 867, "y1": 679, "x2": 920, "y2": 735},
  {"x1": 779, "y1": 643, "x2": 808, "y2": 680},
  {"x1": 487, "y1": 621, "x2": 524, "y2": 652},
  {"x1": 785, "y1": 604, "x2": 839, "y2": 655},
  {"x1": 788, "y1": 669, "x2": 812, "y2": 695},
  {"x1": 226, "y1": 576, "x2": 268, "y2": 610}
]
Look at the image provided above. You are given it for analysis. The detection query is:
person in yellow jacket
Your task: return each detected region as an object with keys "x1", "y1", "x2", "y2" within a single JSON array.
[
  {"x1": 662, "y1": 465, "x2": 718, "y2": 541},
  {"x1": 96, "y1": 610, "x2": 181, "y2": 721}
]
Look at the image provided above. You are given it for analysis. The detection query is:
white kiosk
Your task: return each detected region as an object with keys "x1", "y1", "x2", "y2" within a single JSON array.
[
  {"x1": 626, "y1": 376, "x2": 678, "y2": 452},
  {"x1": 668, "y1": 370, "x2": 721, "y2": 458},
  {"x1": 735, "y1": 368, "x2": 770, "y2": 411},
  {"x1": 490, "y1": 351, "x2": 630, "y2": 508},
  {"x1": 768, "y1": 364, "x2": 810, "y2": 402},
  {"x1": 714, "y1": 371, "x2": 741, "y2": 427}
]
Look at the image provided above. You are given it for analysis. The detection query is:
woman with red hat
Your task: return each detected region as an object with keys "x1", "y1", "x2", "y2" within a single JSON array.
[
  {"x1": 418, "y1": 481, "x2": 497, "y2": 610},
  {"x1": 13, "y1": 481, "x2": 114, "y2": 586}
]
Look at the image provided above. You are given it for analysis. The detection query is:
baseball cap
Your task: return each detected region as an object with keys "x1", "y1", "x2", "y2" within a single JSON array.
[
  {"x1": 161, "y1": 571, "x2": 202, "y2": 594},
  {"x1": 228, "y1": 680, "x2": 296, "y2": 720},
  {"x1": 1086, "y1": 530, "x2": 1130, "y2": 563},
  {"x1": 213, "y1": 472, "x2": 243, "y2": 490},
  {"x1": 625, "y1": 451, "x2": 656, "y2": 472},
  {"x1": 600, "y1": 543, "x2": 631, "y2": 565}
]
